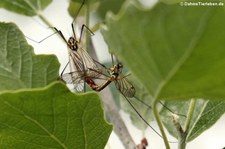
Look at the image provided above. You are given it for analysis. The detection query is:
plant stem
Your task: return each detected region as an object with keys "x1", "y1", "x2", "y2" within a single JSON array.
[
  {"x1": 172, "y1": 114, "x2": 185, "y2": 149},
  {"x1": 24, "y1": 0, "x2": 52, "y2": 27},
  {"x1": 178, "y1": 132, "x2": 186, "y2": 149},
  {"x1": 184, "y1": 99, "x2": 196, "y2": 131},
  {"x1": 38, "y1": 12, "x2": 54, "y2": 27},
  {"x1": 85, "y1": 0, "x2": 91, "y2": 52},
  {"x1": 153, "y1": 100, "x2": 170, "y2": 149},
  {"x1": 178, "y1": 99, "x2": 196, "y2": 149},
  {"x1": 100, "y1": 88, "x2": 136, "y2": 149}
]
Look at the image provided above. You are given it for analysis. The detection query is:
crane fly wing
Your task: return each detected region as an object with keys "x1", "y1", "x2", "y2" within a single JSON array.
[
  {"x1": 73, "y1": 79, "x2": 85, "y2": 92},
  {"x1": 77, "y1": 47, "x2": 102, "y2": 77},
  {"x1": 60, "y1": 71, "x2": 84, "y2": 84},
  {"x1": 115, "y1": 75, "x2": 136, "y2": 98},
  {"x1": 78, "y1": 47, "x2": 96, "y2": 69},
  {"x1": 67, "y1": 46, "x2": 102, "y2": 80},
  {"x1": 69, "y1": 49, "x2": 85, "y2": 72},
  {"x1": 60, "y1": 71, "x2": 85, "y2": 92}
]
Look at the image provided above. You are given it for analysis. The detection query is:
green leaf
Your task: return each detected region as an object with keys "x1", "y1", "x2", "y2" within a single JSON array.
[
  {"x1": 159, "y1": 100, "x2": 203, "y2": 140},
  {"x1": 160, "y1": 100, "x2": 191, "y2": 137},
  {"x1": 0, "y1": 22, "x2": 60, "y2": 91},
  {"x1": 68, "y1": 0, "x2": 98, "y2": 18},
  {"x1": 101, "y1": 0, "x2": 225, "y2": 142},
  {"x1": 96, "y1": 0, "x2": 125, "y2": 19},
  {"x1": 0, "y1": 82, "x2": 112, "y2": 148},
  {"x1": 186, "y1": 100, "x2": 225, "y2": 141},
  {"x1": 101, "y1": 1, "x2": 225, "y2": 101},
  {"x1": 160, "y1": 100, "x2": 225, "y2": 142},
  {"x1": 0, "y1": 0, "x2": 52, "y2": 16},
  {"x1": 68, "y1": 0, "x2": 125, "y2": 22}
]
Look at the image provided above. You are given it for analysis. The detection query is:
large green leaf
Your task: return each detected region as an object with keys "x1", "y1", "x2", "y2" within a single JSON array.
[
  {"x1": 187, "y1": 100, "x2": 225, "y2": 141},
  {"x1": 0, "y1": 22, "x2": 59, "y2": 91},
  {"x1": 0, "y1": 82, "x2": 112, "y2": 148},
  {"x1": 68, "y1": 0, "x2": 125, "y2": 22},
  {"x1": 0, "y1": 0, "x2": 52, "y2": 16},
  {"x1": 68, "y1": 0, "x2": 99, "y2": 18},
  {"x1": 101, "y1": 1, "x2": 225, "y2": 101},
  {"x1": 96, "y1": 0, "x2": 125, "y2": 19},
  {"x1": 101, "y1": 0, "x2": 225, "y2": 142}
]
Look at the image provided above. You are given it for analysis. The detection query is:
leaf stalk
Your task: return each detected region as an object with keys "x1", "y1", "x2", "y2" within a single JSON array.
[
  {"x1": 38, "y1": 12, "x2": 54, "y2": 28},
  {"x1": 178, "y1": 99, "x2": 196, "y2": 149},
  {"x1": 153, "y1": 100, "x2": 170, "y2": 149}
]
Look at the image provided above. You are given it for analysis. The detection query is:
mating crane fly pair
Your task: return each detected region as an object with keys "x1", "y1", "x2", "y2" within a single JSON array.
[
  {"x1": 55, "y1": 1, "x2": 136, "y2": 98},
  {"x1": 33, "y1": 0, "x2": 186, "y2": 142}
]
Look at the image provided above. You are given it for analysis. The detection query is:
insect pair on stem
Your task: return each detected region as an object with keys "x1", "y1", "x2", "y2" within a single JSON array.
[
  {"x1": 29, "y1": 0, "x2": 186, "y2": 147},
  {"x1": 54, "y1": 0, "x2": 186, "y2": 143}
]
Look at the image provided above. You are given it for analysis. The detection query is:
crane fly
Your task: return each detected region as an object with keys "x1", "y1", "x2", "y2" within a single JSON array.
[
  {"x1": 52, "y1": 0, "x2": 103, "y2": 91},
  {"x1": 56, "y1": 25, "x2": 101, "y2": 91},
  {"x1": 61, "y1": 55, "x2": 186, "y2": 140},
  {"x1": 56, "y1": 1, "x2": 186, "y2": 136},
  {"x1": 25, "y1": 0, "x2": 100, "y2": 91},
  {"x1": 54, "y1": 0, "x2": 185, "y2": 141}
]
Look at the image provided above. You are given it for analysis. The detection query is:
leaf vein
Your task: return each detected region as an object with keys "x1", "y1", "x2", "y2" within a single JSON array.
[
  {"x1": 154, "y1": 9, "x2": 213, "y2": 100},
  {"x1": 3, "y1": 101, "x2": 68, "y2": 149}
]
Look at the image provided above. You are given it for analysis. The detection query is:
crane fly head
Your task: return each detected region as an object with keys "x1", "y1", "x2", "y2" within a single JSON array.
[
  {"x1": 116, "y1": 63, "x2": 123, "y2": 74},
  {"x1": 68, "y1": 37, "x2": 78, "y2": 51}
]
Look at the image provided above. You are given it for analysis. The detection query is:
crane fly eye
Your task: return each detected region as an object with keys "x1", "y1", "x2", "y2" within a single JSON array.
[
  {"x1": 118, "y1": 63, "x2": 123, "y2": 69},
  {"x1": 68, "y1": 37, "x2": 75, "y2": 44}
]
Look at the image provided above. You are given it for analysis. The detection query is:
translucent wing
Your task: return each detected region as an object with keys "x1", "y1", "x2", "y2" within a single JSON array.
[
  {"x1": 65, "y1": 42, "x2": 113, "y2": 92},
  {"x1": 69, "y1": 49, "x2": 85, "y2": 73},
  {"x1": 65, "y1": 44, "x2": 103, "y2": 85},
  {"x1": 60, "y1": 71, "x2": 85, "y2": 92},
  {"x1": 60, "y1": 71, "x2": 84, "y2": 84},
  {"x1": 73, "y1": 79, "x2": 85, "y2": 92},
  {"x1": 60, "y1": 68, "x2": 109, "y2": 92},
  {"x1": 114, "y1": 75, "x2": 136, "y2": 98},
  {"x1": 75, "y1": 46, "x2": 102, "y2": 77}
]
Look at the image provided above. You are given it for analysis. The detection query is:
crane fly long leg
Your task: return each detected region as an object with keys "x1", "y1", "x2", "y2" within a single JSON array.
[
  {"x1": 72, "y1": 0, "x2": 86, "y2": 24},
  {"x1": 79, "y1": 24, "x2": 95, "y2": 43},
  {"x1": 158, "y1": 101, "x2": 187, "y2": 118},
  {"x1": 119, "y1": 91, "x2": 165, "y2": 140}
]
